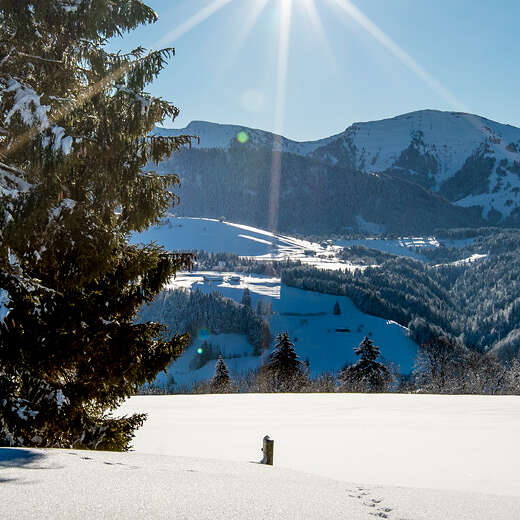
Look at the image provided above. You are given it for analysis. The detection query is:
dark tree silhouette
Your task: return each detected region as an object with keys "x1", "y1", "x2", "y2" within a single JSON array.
[
  {"x1": 339, "y1": 336, "x2": 391, "y2": 392},
  {"x1": 210, "y1": 355, "x2": 231, "y2": 393},
  {"x1": 262, "y1": 332, "x2": 306, "y2": 391},
  {"x1": 241, "y1": 287, "x2": 252, "y2": 308},
  {"x1": 0, "y1": 1, "x2": 193, "y2": 451}
]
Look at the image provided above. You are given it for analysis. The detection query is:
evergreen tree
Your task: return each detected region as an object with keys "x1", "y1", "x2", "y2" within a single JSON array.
[
  {"x1": 0, "y1": 1, "x2": 194, "y2": 450},
  {"x1": 262, "y1": 332, "x2": 306, "y2": 391},
  {"x1": 210, "y1": 355, "x2": 231, "y2": 393},
  {"x1": 241, "y1": 287, "x2": 252, "y2": 308},
  {"x1": 333, "y1": 301, "x2": 341, "y2": 315},
  {"x1": 338, "y1": 336, "x2": 391, "y2": 392}
]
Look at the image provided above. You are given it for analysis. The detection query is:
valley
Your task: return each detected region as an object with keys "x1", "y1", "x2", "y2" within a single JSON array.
[{"x1": 131, "y1": 217, "x2": 499, "y2": 390}]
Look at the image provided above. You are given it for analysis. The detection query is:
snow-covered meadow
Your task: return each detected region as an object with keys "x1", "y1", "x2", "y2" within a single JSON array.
[
  {"x1": 3, "y1": 393, "x2": 519, "y2": 519},
  {"x1": 121, "y1": 393, "x2": 520, "y2": 497},
  {"x1": 132, "y1": 215, "x2": 351, "y2": 270},
  {"x1": 335, "y1": 236, "x2": 476, "y2": 261}
]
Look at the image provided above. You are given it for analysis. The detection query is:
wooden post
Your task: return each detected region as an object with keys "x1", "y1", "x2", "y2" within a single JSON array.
[{"x1": 261, "y1": 435, "x2": 274, "y2": 465}]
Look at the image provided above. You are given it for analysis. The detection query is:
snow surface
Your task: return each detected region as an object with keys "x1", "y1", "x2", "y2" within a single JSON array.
[
  {"x1": 0, "y1": 448, "x2": 385, "y2": 519},
  {"x1": 434, "y1": 253, "x2": 488, "y2": 268},
  {"x1": 3, "y1": 394, "x2": 520, "y2": 519},
  {"x1": 121, "y1": 394, "x2": 520, "y2": 498},
  {"x1": 131, "y1": 216, "x2": 352, "y2": 271}
]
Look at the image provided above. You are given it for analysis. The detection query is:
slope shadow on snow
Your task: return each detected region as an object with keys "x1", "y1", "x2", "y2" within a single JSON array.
[
  {"x1": 0, "y1": 448, "x2": 48, "y2": 483},
  {"x1": 0, "y1": 448, "x2": 44, "y2": 468}
]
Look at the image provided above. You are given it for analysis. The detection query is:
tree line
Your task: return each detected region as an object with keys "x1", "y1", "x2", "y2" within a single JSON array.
[{"x1": 149, "y1": 332, "x2": 520, "y2": 396}]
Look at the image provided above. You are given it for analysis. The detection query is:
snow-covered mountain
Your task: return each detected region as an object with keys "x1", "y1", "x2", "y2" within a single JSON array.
[
  {"x1": 156, "y1": 110, "x2": 520, "y2": 231},
  {"x1": 310, "y1": 110, "x2": 520, "y2": 221}
]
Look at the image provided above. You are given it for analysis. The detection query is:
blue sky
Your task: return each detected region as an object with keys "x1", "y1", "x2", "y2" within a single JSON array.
[{"x1": 111, "y1": 0, "x2": 520, "y2": 141}]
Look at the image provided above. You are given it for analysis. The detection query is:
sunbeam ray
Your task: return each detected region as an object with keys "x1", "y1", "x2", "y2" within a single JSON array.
[
  {"x1": 269, "y1": 0, "x2": 293, "y2": 233},
  {"x1": 327, "y1": 0, "x2": 518, "y2": 157},
  {"x1": 216, "y1": 0, "x2": 270, "y2": 79},
  {"x1": 328, "y1": 0, "x2": 465, "y2": 110},
  {"x1": 155, "y1": 0, "x2": 234, "y2": 47},
  {"x1": 302, "y1": 0, "x2": 339, "y2": 72},
  {"x1": 232, "y1": 0, "x2": 271, "y2": 60},
  {"x1": 1, "y1": 0, "x2": 236, "y2": 159}
]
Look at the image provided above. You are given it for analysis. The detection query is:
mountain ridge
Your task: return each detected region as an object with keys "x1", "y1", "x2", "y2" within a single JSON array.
[{"x1": 154, "y1": 110, "x2": 520, "y2": 233}]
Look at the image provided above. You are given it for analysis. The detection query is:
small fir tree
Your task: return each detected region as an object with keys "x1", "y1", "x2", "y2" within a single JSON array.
[
  {"x1": 333, "y1": 301, "x2": 341, "y2": 315},
  {"x1": 262, "y1": 332, "x2": 306, "y2": 391},
  {"x1": 210, "y1": 355, "x2": 231, "y2": 393},
  {"x1": 338, "y1": 336, "x2": 391, "y2": 392},
  {"x1": 241, "y1": 287, "x2": 252, "y2": 308}
]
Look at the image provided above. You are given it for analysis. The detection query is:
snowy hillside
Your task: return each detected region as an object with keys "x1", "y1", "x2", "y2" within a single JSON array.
[
  {"x1": 336, "y1": 236, "x2": 475, "y2": 261},
  {"x1": 132, "y1": 216, "x2": 347, "y2": 269},
  {"x1": 4, "y1": 394, "x2": 520, "y2": 519},
  {"x1": 132, "y1": 217, "x2": 418, "y2": 386},
  {"x1": 153, "y1": 280, "x2": 418, "y2": 386},
  {"x1": 312, "y1": 110, "x2": 520, "y2": 220}
]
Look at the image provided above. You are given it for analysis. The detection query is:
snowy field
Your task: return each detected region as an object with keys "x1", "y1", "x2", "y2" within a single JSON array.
[
  {"x1": 121, "y1": 394, "x2": 520, "y2": 497},
  {"x1": 3, "y1": 393, "x2": 520, "y2": 519},
  {"x1": 131, "y1": 216, "x2": 351, "y2": 270}
]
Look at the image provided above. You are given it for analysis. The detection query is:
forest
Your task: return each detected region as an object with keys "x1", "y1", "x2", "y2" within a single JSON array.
[
  {"x1": 138, "y1": 288, "x2": 271, "y2": 356},
  {"x1": 284, "y1": 229, "x2": 520, "y2": 360}
]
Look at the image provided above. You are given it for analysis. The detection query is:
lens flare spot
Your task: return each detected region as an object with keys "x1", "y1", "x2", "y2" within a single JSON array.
[
  {"x1": 197, "y1": 347, "x2": 203, "y2": 355},
  {"x1": 237, "y1": 131, "x2": 249, "y2": 144}
]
